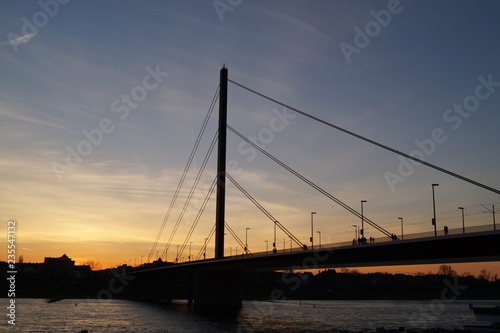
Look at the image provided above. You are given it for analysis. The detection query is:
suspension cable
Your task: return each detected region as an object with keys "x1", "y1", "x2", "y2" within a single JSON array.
[
  {"x1": 225, "y1": 222, "x2": 251, "y2": 256},
  {"x1": 176, "y1": 176, "x2": 217, "y2": 262},
  {"x1": 195, "y1": 224, "x2": 215, "y2": 261},
  {"x1": 161, "y1": 130, "x2": 218, "y2": 260},
  {"x1": 228, "y1": 79, "x2": 500, "y2": 196},
  {"x1": 226, "y1": 173, "x2": 306, "y2": 249},
  {"x1": 227, "y1": 124, "x2": 394, "y2": 239},
  {"x1": 148, "y1": 85, "x2": 219, "y2": 262}
]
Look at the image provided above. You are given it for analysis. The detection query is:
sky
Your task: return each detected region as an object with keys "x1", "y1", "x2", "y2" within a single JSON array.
[{"x1": 1, "y1": 0, "x2": 499, "y2": 275}]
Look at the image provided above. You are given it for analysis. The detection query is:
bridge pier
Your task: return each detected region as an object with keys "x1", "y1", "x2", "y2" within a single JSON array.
[
  {"x1": 194, "y1": 270, "x2": 242, "y2": 308},
  {"x1": 187, "y1": 273, "x2": 194, "y2": 305},
  {"x1": 166, "y1": 275, "x2": 173, "y2": 303}
]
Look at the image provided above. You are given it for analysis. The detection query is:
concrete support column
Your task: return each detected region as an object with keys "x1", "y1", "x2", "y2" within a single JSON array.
[
  {"x1": 166, "y1": 275, "x2": 173, "y2": 303},
  {"x1": 194, "y1": 270, "x2": 242, "y2": 308},
  {"x1": 187, "y1": 273, "x2": 194, "y2": 306}
]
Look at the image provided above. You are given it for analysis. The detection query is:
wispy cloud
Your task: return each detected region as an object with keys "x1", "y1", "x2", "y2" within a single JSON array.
[
  {"x1": 0, "y1": 105, "x2": 77, "y2": 135},
  {"x1": 0, "y1": 32, "x2": 36, "y2": 46}
]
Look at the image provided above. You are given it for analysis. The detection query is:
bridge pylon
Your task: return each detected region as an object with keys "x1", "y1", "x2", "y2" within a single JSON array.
[{"x1": 215, "y1": 66, "x2": 228, "y2": 259}]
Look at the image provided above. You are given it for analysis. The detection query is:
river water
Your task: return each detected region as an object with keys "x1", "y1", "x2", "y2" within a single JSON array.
[{"x1": 4, "y1": 298, "x2": 498, "y2": 332}]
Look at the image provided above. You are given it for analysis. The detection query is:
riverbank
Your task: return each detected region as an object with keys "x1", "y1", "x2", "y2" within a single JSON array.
[{"x1": 4, "y1": 266, "x2": 499, "y2": 302}]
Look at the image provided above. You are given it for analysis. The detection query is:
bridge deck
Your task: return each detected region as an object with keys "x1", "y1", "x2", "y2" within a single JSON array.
[{"x1": 135, "y1": 229, "x2": 500, "y2": 276}]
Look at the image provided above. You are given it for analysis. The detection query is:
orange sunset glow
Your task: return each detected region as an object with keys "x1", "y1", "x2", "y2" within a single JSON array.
[{"x1": 2, "y1": 1, "x2": 499, "y2": 280}]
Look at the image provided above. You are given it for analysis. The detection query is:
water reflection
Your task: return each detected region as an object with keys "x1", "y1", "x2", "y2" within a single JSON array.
[{"x1": 13, "y1": 298, "x2": 487, "y2": 332}]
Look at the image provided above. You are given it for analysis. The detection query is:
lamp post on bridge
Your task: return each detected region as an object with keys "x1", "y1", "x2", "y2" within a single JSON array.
[
  {"x1": 176, "y1": 245, "x2": 179, "y2": 263},
  {"x1": 458, "y1": 207, "x2": 465, "y2": 234},
  {"x1": 431, "y1": 184, "x2": 439, "y2": 236},
  {"x1": 317, "y1": 231, "x2": 321, "y2": 249},
  {"x1": 189, "y1": 242, "x2": 193, "y2": 262},
  {"x1": 331, "y1": 205, "x2": 334, "y2": 242},
  {"x1": 494, "y1": 205, "x2": 496, "y2": 231},
  {"x1": 273, "y1": 221, "x2": 277, "y2": 253},
  {"x1": 398, "y1": 217, "x2": 403, "y2": 240},
  {"x1": 265, "y1": 240, "x2": 268, "y2": 254},
  {"x1": 352, "y1": 225, "x2": 358, "y2": 242},
  {"x1": 245, "y1": 227, "x2": 250, "y2": 256},
  {"x1": 361, "y1": 200, "x2": 367, "y2": 241},
  {"x1": 481, "y1": 204, "x2": 497, "y2": 231},
  {"x1": 310, "y1": 212, "x2": 316, "y2": 250},
  {"x1": 204, "y1": 238, "x2": 208, "y2": 260},
  {"x1": 491, "y1": 205, "x2": 497, "y2": 230}
]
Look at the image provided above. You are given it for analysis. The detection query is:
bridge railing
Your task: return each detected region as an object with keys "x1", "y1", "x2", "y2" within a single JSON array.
[{"x1": 223, "y1": 223, "x2": 497, "y2": 259}]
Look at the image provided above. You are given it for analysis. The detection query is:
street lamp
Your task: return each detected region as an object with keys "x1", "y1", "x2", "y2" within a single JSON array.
[
  {"x1": 310, "y1": 212, "x2": 317, "y2": 249},
  {"x1": 189, "y1": 242, "x2": 193, "y2": 261},
  {"x1": 273, "y1": 221, "x2": 277, "y2": 253},
  {"x1": 361, "y1": 200, "x2": 367, "y2": 240},
  {"x1": 459, "y1": 207, "x2": 465, "y2": 234},
  {"x1": 317, "y1": 231, "x2": 321, "y2": 249},
  {"x1": 204, "y1": 238, "x2": 208, "y2": 260},
  {"x1": 331, "y1": 205, "x2": 334, "y2": 242},
  {"x1": 176, "y1": 245, "x2": 179, "y2": 263},
  {"x1": 398, "y1": 217, "x2": 403, "y2": 240},
  {"x1": 245, "y1": 227, "x2": 250, "y2": 255},
  {"x1": 352, "y1": 225, "x2": 358, "y2": 241},
  {"x1": 494, "y1": 205, "x2": 497, "y2": 231},
  {"x1": 481, "y1": 204, "x2": 497, "y2": 231},
  {"x1": 432, "y1": 184, "x2": 439, "y2": 236},
  {"x1": 265, "y1": 240, "x2": 269, "y2": 255}
]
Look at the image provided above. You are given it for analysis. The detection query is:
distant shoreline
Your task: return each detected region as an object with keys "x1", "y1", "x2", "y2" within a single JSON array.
[{"x1": 5, "y1": 295, "x2": 500, "y2": 302}]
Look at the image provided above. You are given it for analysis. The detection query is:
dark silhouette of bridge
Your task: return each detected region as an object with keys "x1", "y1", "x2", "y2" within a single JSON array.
[{"x1": 135, "y1": 67, "x2": 500, "y2": 308}]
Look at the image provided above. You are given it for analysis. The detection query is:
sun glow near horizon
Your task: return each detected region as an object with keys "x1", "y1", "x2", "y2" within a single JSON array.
[{"x1": 1, "y1": 2, "x2": 499, "y2": 278}]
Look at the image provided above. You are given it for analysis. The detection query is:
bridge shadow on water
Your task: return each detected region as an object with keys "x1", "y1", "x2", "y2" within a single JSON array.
[
  {"x1": 150, "y1": 299, "x2": 243, "y2": 331},
  {"x1": 155, "y1": 299, "x2": 241, "y2": 319}
]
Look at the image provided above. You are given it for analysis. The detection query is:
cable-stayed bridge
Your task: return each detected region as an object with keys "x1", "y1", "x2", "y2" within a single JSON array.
[{"x1": 129, "y1": 67, "x2": 500, "y2": 308}]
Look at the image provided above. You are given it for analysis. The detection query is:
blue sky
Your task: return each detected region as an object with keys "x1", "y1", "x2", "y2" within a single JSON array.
[{"x1": 1, "y1": 0, "x2": 499, "y2": 270}]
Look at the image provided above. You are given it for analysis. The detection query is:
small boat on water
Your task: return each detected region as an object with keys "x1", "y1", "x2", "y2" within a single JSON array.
[
  {"x1": 464, "y1": 304, "x2": 500, "y2": 333},
  {"x1": 472, "y1": 305, "x2": 500, "y2": 323},
  {"x1": 46, "y1": 298, "x2": 64, "y2": 303}
]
